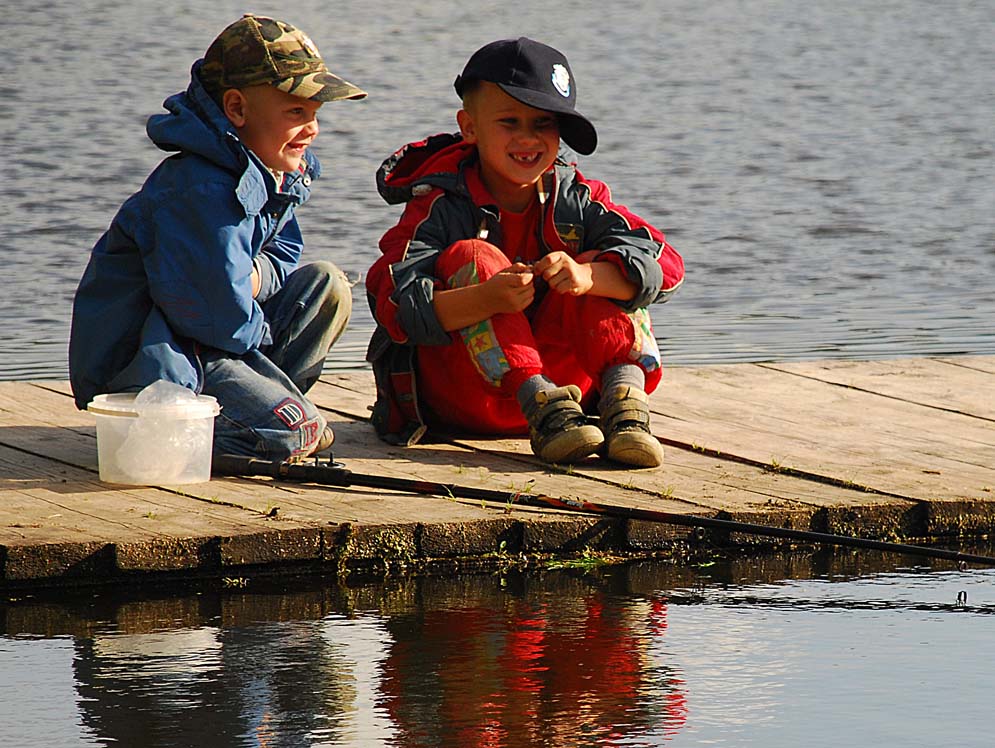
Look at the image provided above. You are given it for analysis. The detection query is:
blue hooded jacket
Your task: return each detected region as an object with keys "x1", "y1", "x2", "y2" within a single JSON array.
[{"x1": 69, "y1": 61, "x2": 321, "y2": 410}]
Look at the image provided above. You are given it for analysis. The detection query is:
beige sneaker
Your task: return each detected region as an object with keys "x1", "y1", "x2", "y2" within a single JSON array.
[
  {"x1": 312, "y1": 425, "x2": 335, "y2": 454},
  {"x1": 600, "y1": 386, "x2": 664, "y2": 468},
  {"x1": 527, "y1": 385, "x2": 604, "y2": 464},
  {"x1": 286, "y1": 425, "x2": 335, "y2": 464}
]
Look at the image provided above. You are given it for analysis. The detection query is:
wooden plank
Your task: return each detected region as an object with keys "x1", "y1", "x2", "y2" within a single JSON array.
[
  {"x1": 1, "y1": 357, "x2": 993, "y2": 586},
  {"x1": 310, "y1": 377, "x2": 912, "y2": 518},
  {"x1": 0, "y1": 383, "x2": 473, "y2": 528},
  {"x1": 8, "y1": 356, "x2": 995, "y2": 557},
  {"x1": 0, "y1": 382, "x2": 101, "y2": 470},
  {"x1": 0, "y1": 445, "x2": 284, "y2": 546},
  {"x1": 27, "y1": 380, "x2": 75, "y2": 397},
  {"x1": 936, "y1": 356, "x2": 995, "y2": 375},
  {"x1": 307, "y1": 392, "x2": 706, "y2": 517},
  {"x1": 654, "y1": 364, "x2": 995, "y2": 502},
  {"x1": 761, "y1": 358, "x2": 995, "y2": 419},
  {"x1": 0, "y1": 381, "x2": 88, "y2": 424},
  {"x1": 30, "y1": 377, "x2": 510, "y2": 523},
  {"x1": 15, "y1": 370, "x2": 994, "y2": 515},
  {"x1": 0, "y1": 382, "x2": 648, "y2": 531},
  {"x1": 0, "y1": 400, "x2": 492, "y2": 528}
]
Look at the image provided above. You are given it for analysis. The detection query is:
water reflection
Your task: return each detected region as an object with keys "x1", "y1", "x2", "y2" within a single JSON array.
[
  {"x1": 70, "y1": 605, "x2": 393, "y2": 746},
  {"x1": 376, "y1": 586, "x2": 686, "y2": 746},
  {"x1": 4, "y1": 573, "x2": 692, "y2": 747},
  {"x1": 3, "y1": 551, "x2": 994, "y2": 747}
]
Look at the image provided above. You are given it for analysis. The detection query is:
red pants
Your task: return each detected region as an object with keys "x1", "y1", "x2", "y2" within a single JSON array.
[{"x1": 417, "y1": 240, "x2": 663, "y2": 434}]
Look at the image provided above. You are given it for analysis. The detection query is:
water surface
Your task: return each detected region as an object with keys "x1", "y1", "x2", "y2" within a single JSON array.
[
  {"x1": 2, "y1": 555, "x2": 993, "y2": 746},
  {"x1": 4, "y1": 0, "x2": 994, "y2": 379}
]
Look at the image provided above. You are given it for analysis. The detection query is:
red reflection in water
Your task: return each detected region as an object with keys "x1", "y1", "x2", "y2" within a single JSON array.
[{"x1": 381, "y1": 593, "x2": 687, "y2": 746}]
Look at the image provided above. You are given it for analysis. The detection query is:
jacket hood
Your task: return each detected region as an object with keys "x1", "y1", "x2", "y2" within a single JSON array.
[
  {"x1": 376, "y1": 133, "x2": 475, "y2": 206},
  {"x1": 376, "y1": 133, "x2": 583, "y2": 208},
  {"x1": 145, "y1": 60, "x2": 246, "y2": 173},
  {"x1": 145, "y1": 60, "x2": 321, "y2": 204}
]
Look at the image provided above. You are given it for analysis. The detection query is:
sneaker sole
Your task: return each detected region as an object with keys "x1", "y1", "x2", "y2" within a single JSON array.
[
  {"x1": 537, "y1": 425, "x2": 605, "y2": 464},
  {"x1": 606, "y1": 431, "x2": 664, "y2": 468}
]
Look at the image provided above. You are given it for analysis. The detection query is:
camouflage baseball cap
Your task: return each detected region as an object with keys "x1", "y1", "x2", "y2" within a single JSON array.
[{"x1": 200, "y1": 14, "x2": 366, "y2": 102}]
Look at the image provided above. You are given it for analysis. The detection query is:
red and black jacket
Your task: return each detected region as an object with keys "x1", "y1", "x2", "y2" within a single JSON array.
[{"x1": 365, "y1": 133, "x2": 685, "y2": 445}]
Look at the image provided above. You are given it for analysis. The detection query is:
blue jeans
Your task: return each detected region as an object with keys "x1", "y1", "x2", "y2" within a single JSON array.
[{"x1": 202, "y1": 261, "x2": 351, "y2": 459}]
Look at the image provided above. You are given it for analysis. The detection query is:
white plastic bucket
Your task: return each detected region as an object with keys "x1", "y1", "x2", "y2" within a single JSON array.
[{"x1": 87, "y1": 392, "x2": 220, "y2": 485}]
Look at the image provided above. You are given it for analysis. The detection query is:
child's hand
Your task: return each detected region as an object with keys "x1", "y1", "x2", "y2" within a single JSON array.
[
  {"x1": 533, "y1": 252, "x2": 594, "y2": 296},
  {"x1": 482, "y1": 263, "x2": 535, "y2": 313}
]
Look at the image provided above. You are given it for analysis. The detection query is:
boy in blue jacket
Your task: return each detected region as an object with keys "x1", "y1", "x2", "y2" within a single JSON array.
[{"x1": 69, "y1": 15, "x2": 365, "y2": 460}]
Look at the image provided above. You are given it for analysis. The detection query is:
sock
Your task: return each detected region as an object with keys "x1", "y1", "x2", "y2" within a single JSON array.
[
  {"x1": 516, "y1": 374, "x2": 556, "y2": 418},
  {"x1": 598, "y1": 364, "x2": 645, "y2": 411}
]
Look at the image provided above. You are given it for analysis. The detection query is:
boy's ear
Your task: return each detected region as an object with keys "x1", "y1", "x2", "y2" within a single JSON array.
[
  {"x1": 222, "y1": 89, "x2": 248, "y2": 128},
  {"x1": 457, "y1": 108, "x2": 476, "y2": 144}
]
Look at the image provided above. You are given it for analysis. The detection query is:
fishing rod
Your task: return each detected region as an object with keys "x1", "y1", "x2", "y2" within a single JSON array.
[{"x1": 212, "y1": 455, "x2": 995, "y2": 567}]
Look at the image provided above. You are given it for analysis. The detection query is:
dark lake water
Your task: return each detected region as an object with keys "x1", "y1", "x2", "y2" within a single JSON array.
[
  {"x1": 2, "y1": 554, "x2": 994, "y2": 747},
  {"x1": 3, "y1": 0, "x2": 994, "y2": 380}
]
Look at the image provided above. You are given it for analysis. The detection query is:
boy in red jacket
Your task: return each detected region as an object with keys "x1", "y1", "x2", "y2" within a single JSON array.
[{"x1": 366, "y1": 38, "x2": 684, "y2": 467}]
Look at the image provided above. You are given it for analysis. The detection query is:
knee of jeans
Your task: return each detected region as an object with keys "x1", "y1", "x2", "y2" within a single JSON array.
[
  {"x1": 314, "y1": 260, "x2": 353, "y2": 304},
  {"x1": 296, "y1": 261, "x2": 353, "y2": 322},
  {"x1": 438, "y1": 239, "x2": 509, "y2": 282},
  {"x1": 297, "y1": 260, "x2": 340, "y2": 291}
]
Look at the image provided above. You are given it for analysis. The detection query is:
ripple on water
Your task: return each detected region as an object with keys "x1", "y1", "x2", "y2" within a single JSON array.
[{"x1": 5, "y1": 0, "x2": 995, "y2": 379}]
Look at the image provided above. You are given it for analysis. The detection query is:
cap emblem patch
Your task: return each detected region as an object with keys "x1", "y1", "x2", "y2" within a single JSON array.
[{"x1": 551, "y1": 64, "x2": 571, "y2": 97}]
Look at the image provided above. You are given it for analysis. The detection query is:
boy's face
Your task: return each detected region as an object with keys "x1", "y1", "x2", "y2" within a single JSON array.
[
  {"x1": 224, "y1": 85, "x2": 323, "y2": 173},
  {"x1": 457, "y1": 82, "x2": 560, "y2": 210}
]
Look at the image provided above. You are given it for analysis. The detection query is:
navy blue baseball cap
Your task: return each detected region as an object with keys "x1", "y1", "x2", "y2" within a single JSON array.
[{"x1": 454, "y1": 37, "x2": 598, "y2": 155}]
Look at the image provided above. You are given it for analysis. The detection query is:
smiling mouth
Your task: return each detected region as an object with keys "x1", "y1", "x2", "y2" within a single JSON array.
[{"x1": 510, "y1": 153, "x2": 541, "y2": 165}]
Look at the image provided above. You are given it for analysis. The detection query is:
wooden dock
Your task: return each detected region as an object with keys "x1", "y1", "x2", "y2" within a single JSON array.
[{"x1": 2, "y1": 356, "x2": 994, "y2": 589}]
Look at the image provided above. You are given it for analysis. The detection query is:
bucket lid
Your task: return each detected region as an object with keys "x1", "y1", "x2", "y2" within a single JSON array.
[{"x1": 87, "y1": 392, "x2": 220, "y2": 419}]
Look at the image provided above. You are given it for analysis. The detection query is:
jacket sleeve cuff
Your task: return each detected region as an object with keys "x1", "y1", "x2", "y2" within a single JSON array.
[
  {"x1": 253, "y1": 255, "x2": 280, "y2": 303},
  {"x1": 396, "y1": 277, "x2": 451, "y2": 346},
  {"x1": 596, "y1": 248, "x2": 664, "y2": 311}
]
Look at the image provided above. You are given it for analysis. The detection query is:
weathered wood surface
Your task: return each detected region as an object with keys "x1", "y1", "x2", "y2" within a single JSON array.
[
  {"x1": 762, "y1": 358, "x2": 995, "y2": 418},
  {"x1": 2, "y1": 356, "x2": 994, "y2": 587},
  {"x1": 653, "y1": 362, "x2": 995, "y2": 503}
]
